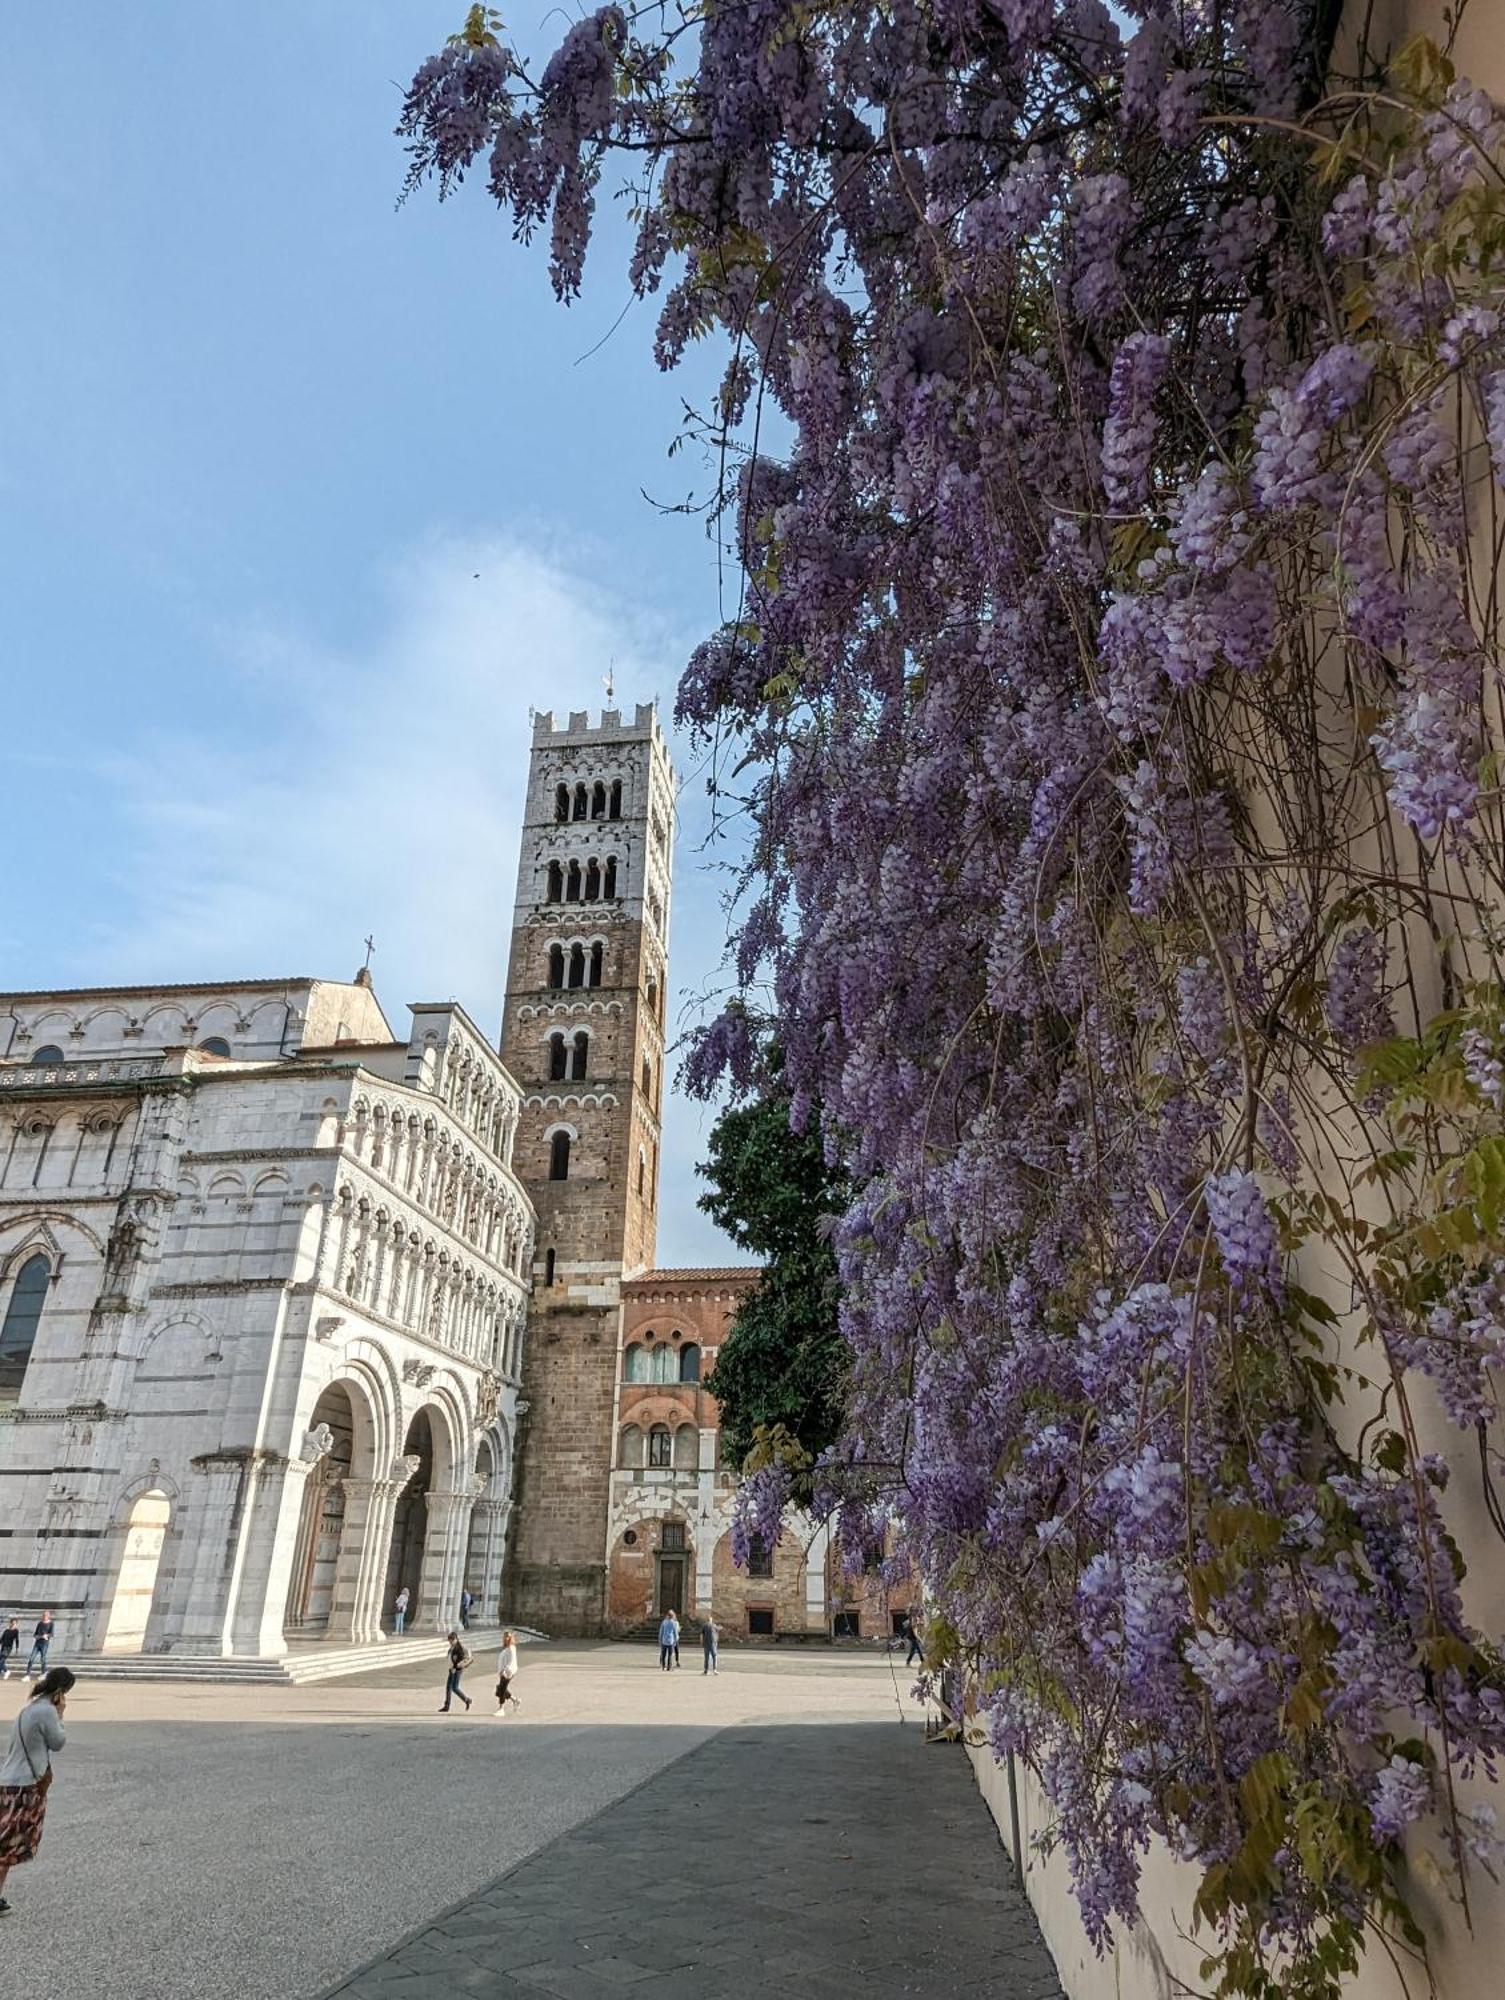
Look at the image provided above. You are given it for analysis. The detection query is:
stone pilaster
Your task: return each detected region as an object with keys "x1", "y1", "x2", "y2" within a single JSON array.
[{"x1": 329, "y1": 1453, "x2": 418, "y2": 1644}]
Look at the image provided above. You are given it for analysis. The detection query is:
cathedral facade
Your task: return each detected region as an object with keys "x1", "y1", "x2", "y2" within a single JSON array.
[{"x1": 0, "y1": 978, "x2": 529, "y2": 1660}]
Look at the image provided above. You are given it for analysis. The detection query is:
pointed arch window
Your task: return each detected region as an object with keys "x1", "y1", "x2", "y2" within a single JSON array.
[
  {"x1": 589, "y1": 941, "x2": 604, "y2": 988},
  {"x1": 546, "y1": 861, "x2": 564, "y2": 902},
  {"x1": 548, "y1": 1033, "x2": 568, "y2": 1082},
  {"x1": 549, "y1": 1130, "x2": 571, "y2": 1181},
  {"x1": 604, "y1": 856, "x2": 619, "y2": 899},
  {"x1": 0, "y1": 1253, "x2": 50, "y2": 1398},
  {"x1": 555, "y1": 784, "x2": 570, "y2": 823},
  {"x1": 571, "y1": 1031, "x2": 589, "y2": 1082},
  {"x1": 548, "y1": 944, "x2": 566, "y2": 989}
]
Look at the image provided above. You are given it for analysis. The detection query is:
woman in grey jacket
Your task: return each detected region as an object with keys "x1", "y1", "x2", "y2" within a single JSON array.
[{"x1": 0, "y1": 1665, "x2": 74, "y2": 1915}]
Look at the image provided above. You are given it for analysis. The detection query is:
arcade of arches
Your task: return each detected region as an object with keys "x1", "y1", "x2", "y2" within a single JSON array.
[{"x1": 283, "y1": 1381, "x2": 511, "y2": 1644}]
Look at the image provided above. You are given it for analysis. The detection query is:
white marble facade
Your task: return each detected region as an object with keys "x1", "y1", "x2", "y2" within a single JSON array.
[{"x1": 0, "y1": 976, "x2": 531, "y2": 1660}]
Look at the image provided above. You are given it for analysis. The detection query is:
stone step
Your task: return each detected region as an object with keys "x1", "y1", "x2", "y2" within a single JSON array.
[{"x1": 55, "y1": 1626, "x2": 546, "y2": 1686}]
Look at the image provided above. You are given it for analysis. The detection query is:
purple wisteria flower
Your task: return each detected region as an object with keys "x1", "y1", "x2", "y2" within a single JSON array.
[{"x1": 1204, "y1": 1169, "x2": 1283, "y2": 1305}]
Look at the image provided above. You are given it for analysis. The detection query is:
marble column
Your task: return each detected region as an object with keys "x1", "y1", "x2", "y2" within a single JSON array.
[
  {"x1": 471, "y1": 1497, "x2": 512, "y2": 1623},
  {"x1": 416, "y1": 1487, "x2": 465, "y2": 1633}
]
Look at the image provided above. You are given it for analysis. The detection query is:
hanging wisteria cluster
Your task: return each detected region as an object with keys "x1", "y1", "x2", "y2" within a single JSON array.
[{"x1": 401, "y1": 4, "x2": 1505, "y2": 1991}]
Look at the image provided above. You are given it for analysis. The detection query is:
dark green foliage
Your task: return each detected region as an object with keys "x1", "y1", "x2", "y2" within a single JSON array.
[{"x1": 696, "y1": 1093, "x2": 849, "y2": 1477}]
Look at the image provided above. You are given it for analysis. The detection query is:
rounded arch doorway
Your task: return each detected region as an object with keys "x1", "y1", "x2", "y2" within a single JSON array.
[
  {"x1": 102, "y1": 1489, "x2": 172, "y2": 1654},
  {"x1": 385, "y1": 1408, "x2": 436, "y2": 1631},
  {"x1": 284, "y1": 1384, "x2": 357, "y2": 1636}
]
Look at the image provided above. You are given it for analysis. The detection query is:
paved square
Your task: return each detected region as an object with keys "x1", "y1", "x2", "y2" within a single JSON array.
[{"x1": 2, "y1": 1644, "x2": 1062, "y2": 2000}]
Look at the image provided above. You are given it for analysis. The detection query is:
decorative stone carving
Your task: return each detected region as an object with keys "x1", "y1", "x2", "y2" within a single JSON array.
[
  {"x1": 299, "y1": 1422, "x2": 335, "y2": 1464},
  {"x1": 314, "y1": 1315, "x2": 343, "y2": 1343},
  {"x1": 469, "y1": 1471, "x2": 489, "y2": 1501},
  {"x1": 476, "y1": 1373, "x2": 501, "y2": 1426},
  {"x1": 389, "y1": 1451, "x2": 421, "y2": 1489}
]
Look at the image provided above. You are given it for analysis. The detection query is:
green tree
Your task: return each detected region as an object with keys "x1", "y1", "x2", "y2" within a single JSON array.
[{"x1": 697, "y1": 1091, "x2": 848, "y2": 1483}]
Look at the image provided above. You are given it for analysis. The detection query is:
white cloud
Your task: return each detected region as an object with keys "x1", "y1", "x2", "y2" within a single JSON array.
[{"x1": 87, "y1": 529, "x2": 743, "y2": 1265}]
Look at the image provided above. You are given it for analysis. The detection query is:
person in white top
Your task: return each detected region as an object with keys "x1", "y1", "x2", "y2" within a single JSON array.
[
  {"x1": 0, "y1": 1665, "x2": 74, "y2": 1916},
  {"x1": 495, "y1": 1631, "x2": 521, "y2": 1717}
]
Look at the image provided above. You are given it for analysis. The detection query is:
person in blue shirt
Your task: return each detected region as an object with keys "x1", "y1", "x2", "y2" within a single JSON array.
[{"x1": 658, "y1": 1611, "x2": 679, "y2": 1671}]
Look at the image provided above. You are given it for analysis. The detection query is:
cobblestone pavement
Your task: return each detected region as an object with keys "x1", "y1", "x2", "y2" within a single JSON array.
[{"x1": 321, "y1": 1719, "x2": 1065, "y2": 2000}]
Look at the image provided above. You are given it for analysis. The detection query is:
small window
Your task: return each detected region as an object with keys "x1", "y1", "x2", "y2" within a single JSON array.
[
  {"x1": 197, "y1": 1036, "x2": 232, "y2": 1058},
  {"x1": 679, "y1": 1343, "x2": 701, "y2": 1384},
  {"x1": 548, "y1": 1034, "x2": 567, "y2": 1082},
  {"x1": 555, "y1": 784, "x2": 570, "y2": 823},
  {"x1": 589, "y1": 941, "x2": 604, "y2": 987},
  {"x1": 637, "y1": 1150, "x2": 646, "y2": 1198},
  {"x1": 585, "y1": 858, "x2": 601, "y2": 901},
  {"x1": 549, "y1": 1131, "x2": 571, "y2": 1181},
  {"x1": 571, "y1": 1032, "x2": 588, "y2": 1082},
  {"x1": 566, "y1": 860, "x2": 582, "y2": 902},
  {"x1": 568, "y1": 944, "x2": 586, "y2": 989},
  {"x1": 544, "y1": 1246, "x2": 556, "y2": 1286},
  {"x1": 547, "y1": 861, "x2": 564, "y2": 901},
  {"x1": 604, "y1": 856, "x2": 619, "y2": 899},
  {"x1": 648, "y1": 1426, "x2": 672, "y2": 1469},
  {"x1": 609, "y1": 779, "x2": 622, "y2": 819},
  {"x1": 748, "y1": 1538, "x2": 774, "y2": 1579},
  {"x1": 548, "y1": 944, "x2": 565, "y2": 989},
  {"x1": 661, "y1": 1520, "x2": 686, "y2": 1552},
  {"x1": 30, "y1": 1046, "x2": 64, "y2": 1065},
  {"x1": 748, "y1": 1607, "x2": 775, "y2": 1637},
  {"x1": 591, "y1": 781, "x2": 606, "y2": 818},
  {"x1": 641, "y1": 1055, "x2": 653, "y2": 1098},
  {"x1": 833, "y1": 1611, "x2": 861, "y2": 1639},
  {"x1": 573, "y1": 783, "x2": 588, "y2": 821}
]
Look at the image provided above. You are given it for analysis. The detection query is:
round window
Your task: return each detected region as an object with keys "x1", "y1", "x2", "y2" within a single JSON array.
[{"x1": 623, "y1": 1529, "x2": 638, "y2": 1547}]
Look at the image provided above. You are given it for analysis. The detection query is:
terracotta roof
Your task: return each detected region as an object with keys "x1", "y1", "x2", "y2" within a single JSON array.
[{"x1": 625, "y1": 1266, "x2": 763, "y2": 1286}]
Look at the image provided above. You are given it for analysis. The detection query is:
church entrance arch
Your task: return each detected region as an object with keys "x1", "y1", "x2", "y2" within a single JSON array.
[
  {"x1": 101, "y1": 1490, "x2": 171, "y2": 1654},
  {"x1": 284, "y1": 1384, "x2": 357, "y2": 1635},
  {"x1": 385, "y1": 1408, "x2": 435, "y2": 1628}
]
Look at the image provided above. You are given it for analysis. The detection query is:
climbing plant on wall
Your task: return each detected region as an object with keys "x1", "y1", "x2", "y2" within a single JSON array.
[{"x1": 401, "y1": 5, "x2": 1505, "y2": 1990}]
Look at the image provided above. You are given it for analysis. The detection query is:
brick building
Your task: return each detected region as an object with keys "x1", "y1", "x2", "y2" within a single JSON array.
[{"x1": 502, "y1": 706, "x2": 915, "y2": 1643}]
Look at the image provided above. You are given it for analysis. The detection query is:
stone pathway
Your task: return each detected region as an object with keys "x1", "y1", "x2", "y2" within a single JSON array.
[{"x1": 321, "y1": 1719, "x2": 1065, "y2": 2000}]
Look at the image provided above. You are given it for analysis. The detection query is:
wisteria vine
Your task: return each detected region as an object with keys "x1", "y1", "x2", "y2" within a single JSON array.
[{"x1": 401, "y1": 5, "x2": 1505, "y2": 1992}]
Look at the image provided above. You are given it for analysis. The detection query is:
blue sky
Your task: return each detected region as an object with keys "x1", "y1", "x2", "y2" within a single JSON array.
[{"x1": 0, "y1": 3, "x2": 748, "y2": 1265}]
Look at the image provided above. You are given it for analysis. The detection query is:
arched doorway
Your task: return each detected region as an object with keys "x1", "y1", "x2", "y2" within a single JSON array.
[
  {"x1": 102, "y1": 1490, "x2": 171, "y2": 1653},
  {"x1": 284, "y1": 1385, "x2": 356, "y2": 1635},
  {"x1": 385, "y1": 1408, "x2": 434, "y2": 1629}
]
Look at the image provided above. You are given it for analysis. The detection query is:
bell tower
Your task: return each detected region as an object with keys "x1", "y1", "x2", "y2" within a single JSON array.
[{"x1": 501, "y1": 702, "x2": 675, "y2": 1634}]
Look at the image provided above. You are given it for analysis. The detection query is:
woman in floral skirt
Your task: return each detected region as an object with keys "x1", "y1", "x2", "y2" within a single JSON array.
[{"x1": 0, "y1": 1666, "x2": 73, "y2": 1915}]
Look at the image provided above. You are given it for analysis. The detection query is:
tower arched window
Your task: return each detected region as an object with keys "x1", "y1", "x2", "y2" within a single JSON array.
[
  {"x1": 609, "y1": 780, "x2": 622, "y2": 819},
  {"x1": 584, "y1": 859, "x2": 601, "y2": 902},
  {"x1": 555, "y1": 784, "x2": 570, "y2": 823},
  {"x1": 566, "y1": 860, "x2": 582, "y2": 902},
  {"x1": 680, "y1": 1343, "x2": 701, "y2": 1384},
  {"x1": 571, "y1": 1031, "x2": 589, "y2": 1082},
  {"x1": 544, "y1": 1246, "x2": 556, "y2": 1286},
  {"x1": 624, "y1": 1343, "x2": 648, "y2": 1383},
  {"x1": 548, "y1": 944, "x2": 565, "y2": 989},
  {"x1": 589, "y1": 941, "x2": 604, "y2": 988},
  {"x1": 604, "y1": 856, "x2": 618, "y2": 899},
  {"x1": 647, "y1": 1424, "x2": 672, "y2": 1470},
  {"x1": 30, "y1": 1046, "x2": 64, "y2": 1066},
  {"x1": 548, "y1": 1033, "x2": 567, "y2": 1082},
  {"x1": 649, "y1": 1343, "x2": 676, "y2": 1384},
  {"x1": 646, "y1": 977, "x2": 658, "y2": 1020},
  {"x1": 591, "y1": 781, "x2": 606, "y2": 818},
  {"x1": 568, "y1": 943, "x2": 586, "y2": 989},
  {"x1": 573, "y1": 783, "x2": 588, "y2": 821},
  {"x1": 637, "y1": 1149, "x2": 646, "y2": 1197},
  {"x1": 0, "y1": 1253, "x2": 50, "y2": 1398},
  {"x1": 546, "y1": 861, "x2": 564, "y2": 902},
  {"x1": 549, "y1": 1130, "x2": 571, "y2": 1182},
  {"x1": 641, "y1": 1055, "x2": 653, "y2": 1101}
]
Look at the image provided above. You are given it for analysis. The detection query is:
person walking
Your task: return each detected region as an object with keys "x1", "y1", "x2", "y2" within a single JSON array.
[
  {"x1": 24, "y1": 1613, "x2": 53, "y2": 1677},
  {"x1": 0, "y1": 1665, "x2": 74, "y2": 1916},
  {"x1": 393, "y1": 1586, "x2": 410, "y2": 1636},
  {"x1": 669, "y1": 1609, "x2": 681, "y2": 1668},
  {"x1": 657, "y1": 1610, "x2": 677, "y2": 1672},
  {"x1": 439, "y1": 1630, "x2": 473, "y2": 1713},
  {"x1": 459, "y1": 1585, "x2": 474, "y2": 1632},
  {"x1": 0, "y1": 1622, "x2": 19, "y2": 1680},
  {"x1": 905, "y1": 1613, "x2": 924, "y2": 1668},
  {"x1": 701, "y1": 1616, "x2": 719, "y2": 1676},
  {"x1": 494, "y1": 1631, "x2": 520, "y2": 1717}
]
